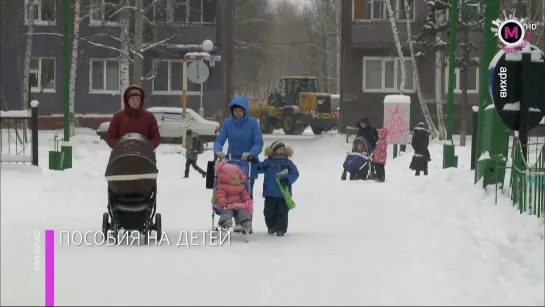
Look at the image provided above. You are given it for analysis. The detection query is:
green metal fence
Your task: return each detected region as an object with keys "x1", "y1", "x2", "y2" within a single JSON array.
[{"x1": 509, "y1": 141, "x2": 545, "y2": 217}]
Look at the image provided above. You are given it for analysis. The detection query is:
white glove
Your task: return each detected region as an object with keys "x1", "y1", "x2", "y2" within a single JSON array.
[
  {"x1": 278, "y1": 169, "x2": 289, "y2": 176},
  {"x1": 241, "y1": 152, "x2": 250, "y2": 160},
  {"x1": 216, "y1": 152, "x2": 225, "y2": 160}
]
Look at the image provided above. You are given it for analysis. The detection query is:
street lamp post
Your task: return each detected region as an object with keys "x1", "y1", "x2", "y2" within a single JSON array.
[{"x1": 181, "y1": 39, "x2": 214, "y2": 148}]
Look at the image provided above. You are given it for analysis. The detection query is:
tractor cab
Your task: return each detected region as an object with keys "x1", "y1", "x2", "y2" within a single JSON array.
[{"x1": 268, "y1": 76, "x2": 318, "y2": 107}]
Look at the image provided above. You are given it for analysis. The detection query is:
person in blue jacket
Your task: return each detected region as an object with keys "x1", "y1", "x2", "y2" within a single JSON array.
[
  {"x1": 256, "y1": 141, "x2": 299, "y2": 236},
  {"x1": 214, "y1": 96, "x2": 263, "y2": 193},
  {"x1": 214, "y1": 96, "x2": 264, "y2": 231}
]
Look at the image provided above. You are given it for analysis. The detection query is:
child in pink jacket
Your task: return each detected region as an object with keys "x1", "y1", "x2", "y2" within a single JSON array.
[
  {"x1": 213, "y1": 160, "x2": 253, "y2": 232},
  {"x1": 372, "y1": 128, "x2": 388, "y2": 182}
]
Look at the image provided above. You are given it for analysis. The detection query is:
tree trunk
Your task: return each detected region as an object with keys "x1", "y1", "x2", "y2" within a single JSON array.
[
  {"x1": 386, "y1": 0, "x2": 406, "y2": 93},
  {"x1": 434, "y1": 10, "x2": 446, "y2": 140},
  {"x1": 460, "y1": 18, "x2": 470, "y2": 146},
  {"x1": 404, "y1": 0, "x2": 437, "y2": 138},
  {"x1": 119, "y1": 7, "x2": 130, "y2": 109},
  {"x1": 132, "y1": 0, "x2": 144, "y2": 86},
  {"x1": 22, "y1": 0, "x2": 35, "y2": 110},
  {"x1": 435, "y1": 50, "x2": 446, "y2": 140},
  {"x1": 68, "y1": 0, "x2": 82, "y2": 136},
  {"x1": 335, "y1": 0, "x2": 341, "y2": 94},
  {"x1": 321, "y1": 1, "x2": 329, "y2": 92}
]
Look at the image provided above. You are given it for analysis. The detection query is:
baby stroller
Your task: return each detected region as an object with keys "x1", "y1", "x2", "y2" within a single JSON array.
[
  {"x1": 342, "y1": 136, "x2": 373, "y2": 180},
  {"x1": 102, "y1": 133, "x2": 161, "y2": 244},
  {"x1": 210, "y1": 155, "x2": 252, "y2": 242}
]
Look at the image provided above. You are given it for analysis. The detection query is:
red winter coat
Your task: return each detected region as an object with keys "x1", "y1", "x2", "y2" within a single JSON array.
[
  {"x1": 214, "y1": 161, "x2": 253, "y2": 212},
  {"x1": 106, "y1": 86, "x2": 160, "y2": 149},
  {"x1": 372, "y1": 128, "x2": 389, "y2": 165}
]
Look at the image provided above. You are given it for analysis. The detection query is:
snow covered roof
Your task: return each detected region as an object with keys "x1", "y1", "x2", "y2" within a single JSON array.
[
  {"x1": 383, "y1": 95, "x2": 411, "y2": 104},
  {"x1": 161, "y1": 43, "x2": 217, "y2": 51},
  {"x1": 0, "y1": 110, "x2": 31, "y2": 118},
  {"x1": 147, "y1": 106, "x2": 198, "y2": 115}
]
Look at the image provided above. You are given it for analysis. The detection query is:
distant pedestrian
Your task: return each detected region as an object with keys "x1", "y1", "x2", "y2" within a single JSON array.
[
  {"x1": 409, "y1": 122, "x2": 431, "y2": 176},
  {"x1": 183, "y1": 129, "x2": 206, "y2": 178},
  {"x1": 372, "y1": 128, "x2": 388, "y2": 182}
]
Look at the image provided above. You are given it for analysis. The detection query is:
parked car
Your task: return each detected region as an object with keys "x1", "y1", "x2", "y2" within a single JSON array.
[{"x1": 96, "y1": 107, "x2": 220, "y2": 144}]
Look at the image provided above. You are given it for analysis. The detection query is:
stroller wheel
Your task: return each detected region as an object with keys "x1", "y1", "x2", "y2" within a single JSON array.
[
  {"x1": 102, "y1": 212, "x2": 109, "y2": 236},
  {"x1": 154, "y1": 213, "x2": 162, "y2": 236}
]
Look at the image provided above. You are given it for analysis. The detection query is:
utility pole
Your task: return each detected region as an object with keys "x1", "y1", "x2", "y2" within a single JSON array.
[
  {"x1": 443, "y1": 0, "x2": 458, "y2": 168},
  {"x1": 474, "y1": 0, "x2": 504, "y2": 185}
]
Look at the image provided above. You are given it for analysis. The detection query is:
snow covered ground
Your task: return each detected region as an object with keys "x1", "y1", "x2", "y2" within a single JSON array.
[{"x1": 1, "y1": 129, "x2": 544, "y2": 305}]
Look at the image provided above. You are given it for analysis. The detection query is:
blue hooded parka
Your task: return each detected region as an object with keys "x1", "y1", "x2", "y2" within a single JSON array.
[{"x1": 213, "y1": 96, "x2": 264, "y2": 179}]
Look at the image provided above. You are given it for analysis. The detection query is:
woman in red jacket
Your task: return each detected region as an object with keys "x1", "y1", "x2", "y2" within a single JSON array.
[{"x1": 106, "y1": 85, "x2": 161, "y2": 149}]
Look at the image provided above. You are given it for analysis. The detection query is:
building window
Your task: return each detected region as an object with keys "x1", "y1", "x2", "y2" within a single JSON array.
[
  {"x1": 362, "y1": 57, "x2": 415, "y2": 92},
  {"x1": 89, "y1": 59, "x2": 120, "y2": 93},
  {"x1": 25, "y1": 0, "x2": 56, "y2": 25},
  {"x1": 89, "y1": 0, "x2": 120, "y2": 26},
  {"x1": 29, "y1": 57, "x2": 56, "y2": 92},
  {"x1": 153, "y1": 0, "x2": 216, "y2": 24},
  {"x1": 152, "y1": 60, "x2": 202, "y2": 95},
  {"x1": 353, "y1": 0, "x2": 414, "y2": 21},
  {"x1": 444, "y1": 59, "x2": 480, "y2": 93}
]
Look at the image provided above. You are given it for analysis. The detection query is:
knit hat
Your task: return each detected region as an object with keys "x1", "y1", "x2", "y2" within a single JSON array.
[{"x1": 270, "y1": 140, "x2": 285, "y2": 152}]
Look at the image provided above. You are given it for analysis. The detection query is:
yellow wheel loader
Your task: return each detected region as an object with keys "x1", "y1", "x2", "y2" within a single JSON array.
[{"x1": 248, "y1": 76, "x2": 338, "y2": 135}]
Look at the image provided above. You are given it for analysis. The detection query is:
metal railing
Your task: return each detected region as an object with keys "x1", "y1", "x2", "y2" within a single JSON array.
[
  {"x1": 0, "y1": 101, "x2": 39, "y2": 166},
  {"x1": 509, "y1": 140, "x2": 544, "y2": 217}
]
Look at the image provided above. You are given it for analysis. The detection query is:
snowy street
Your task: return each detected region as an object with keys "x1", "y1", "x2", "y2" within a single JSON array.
[{"x1": 1, "y1": 130, "x2": 544, "y2": 305}]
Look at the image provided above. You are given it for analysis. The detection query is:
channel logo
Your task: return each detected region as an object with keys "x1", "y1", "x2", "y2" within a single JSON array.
[{"x1": 491, "y1": 16, "x2": 536, "y2": 52}]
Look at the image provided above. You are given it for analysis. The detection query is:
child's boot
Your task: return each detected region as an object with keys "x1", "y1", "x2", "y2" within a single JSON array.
[
  {"x1": 241, "y1": 220, "x2": 252, "y2": 234},
  {"x1": 218, "y1": 219, "x2": 233, "y2": 230},
  {"x1": 268, "y1": 229, "x2": 275, "y2": 235},
  {"x1": 276, "y1": 231, "x2": 285, "y2": 236}
]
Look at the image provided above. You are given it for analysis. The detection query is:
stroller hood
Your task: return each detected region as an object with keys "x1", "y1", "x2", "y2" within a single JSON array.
[
  {"x1": 105, "y1": 133, "x2": 158, "y2": 197},
  {"x1": 352, "y1": 136, "x2": 373, "y2": 153}
]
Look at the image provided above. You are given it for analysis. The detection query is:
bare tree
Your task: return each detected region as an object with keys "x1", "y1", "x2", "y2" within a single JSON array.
[
  {"x1": 81, "y1": 0, "x2": 178, "y2": 109},
  {"x1": 68, "y1": 0, "x2": 83, "y2": 136},
  {"x1": 22, "y1": 0, "x2": 36, "y2": 111},
  {"x1": 132, "y1": 0, "x2": 144, "y2": 86},
  {"x1": 118, "y1": 6, "x2": 130, "y2": 109},
  {"x1": 386, "y1": 0, "x2": 406, "y2": 93},
  {"x1": 404, "y1": 0, "x2": 437, "y2": 138},
  {"x1": 232, "y1": 0, "x2": 341, "y2": 99},
  {"x1": 434, "y1": 9, "x2": 446, "y2": 140}
]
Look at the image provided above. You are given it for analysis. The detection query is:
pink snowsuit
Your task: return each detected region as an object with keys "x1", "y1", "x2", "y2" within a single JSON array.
[
  {"x1": 214, "y1": 161, "x2": 253, "y2": 213},
  {"x1": 372, "y1": 128, "x2": 389, "y2": 165}
]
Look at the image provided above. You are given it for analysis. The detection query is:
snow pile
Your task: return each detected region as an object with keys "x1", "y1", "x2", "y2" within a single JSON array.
[{"x1": 0, "y1": 132, "x2": 543, "y2": 305}]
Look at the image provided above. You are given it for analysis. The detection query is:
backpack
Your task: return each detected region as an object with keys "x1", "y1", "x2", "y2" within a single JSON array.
[{"x1": 195, "y1": 136, "x2": 204, "y2": 154}]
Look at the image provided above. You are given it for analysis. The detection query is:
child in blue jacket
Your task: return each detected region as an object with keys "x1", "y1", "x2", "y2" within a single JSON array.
[{"x1": 256, "y1": 141, "x2": 299, "y2": 236}]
